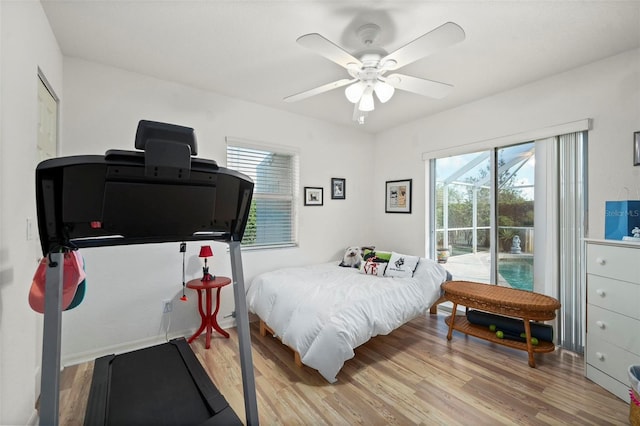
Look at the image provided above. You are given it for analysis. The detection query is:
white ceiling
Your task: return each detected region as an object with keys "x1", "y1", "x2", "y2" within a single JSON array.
[{"x1": 40, "y1": 1, "x2": 640, "y2": 134}]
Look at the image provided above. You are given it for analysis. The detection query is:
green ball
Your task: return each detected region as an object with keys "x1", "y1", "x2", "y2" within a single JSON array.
[
  {"x1": 531, "y1": 337, "x2": 539, "y2": 346},
  {"x1": 520, "y1": 332, "x2": 526, "y2": 338},
  {"x1": 489, "y1": 324, "x2": 496, "y2": 331},
  {"x1": 496, "y1": 330, "x2": 504, "y2": 339}
]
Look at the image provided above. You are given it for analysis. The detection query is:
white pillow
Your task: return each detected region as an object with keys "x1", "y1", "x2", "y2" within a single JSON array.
[
  {"x1": 359, "y1": 258, "x2": 387, "y2": 276},
  {"x1": 384, "y1": 251, "x2": 420, "y2": 278}
]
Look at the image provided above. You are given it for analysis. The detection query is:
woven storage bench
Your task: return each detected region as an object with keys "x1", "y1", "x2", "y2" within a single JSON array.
[{"x1": 442, "y1": 280, "x2": 561, "y2": 367}]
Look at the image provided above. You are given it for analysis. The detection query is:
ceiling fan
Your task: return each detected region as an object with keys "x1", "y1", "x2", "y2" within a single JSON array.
[{"x1": 284, "y1": 22, "x2": 465, "y2": 124}]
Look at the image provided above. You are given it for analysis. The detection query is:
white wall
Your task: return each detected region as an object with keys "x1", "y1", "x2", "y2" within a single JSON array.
[
  {"x1": 2, "y1": 5, "x2": 637, "y2": 420},
  {"x1": 0, "y1": 1, "x2": 63, "y2": 424},
  {"x1": 373, "y1": 48, "x2": 640, "y2": 254},
  {"x1": 59, "y1": 58, "x2": 375, "y2": 363}
]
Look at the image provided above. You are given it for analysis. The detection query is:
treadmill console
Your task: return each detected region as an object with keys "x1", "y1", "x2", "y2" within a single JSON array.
[{"x1": 35, "y1": 120, "x2": 254, "y2": 254}]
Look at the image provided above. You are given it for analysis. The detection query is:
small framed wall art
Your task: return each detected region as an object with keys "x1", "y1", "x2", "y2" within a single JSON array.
[
  {"x1": 634, "y1": 131, "x2": 640, "y2": 166},
  {"x1": 385, "y1": 179, "x2": 412, "y2": 213},
  {"x1": 304, "y1": 187, "x2": 323, "y2": 206},
  {"x1": 331, "y1": 178, "x2": 345, "y2": 200}
]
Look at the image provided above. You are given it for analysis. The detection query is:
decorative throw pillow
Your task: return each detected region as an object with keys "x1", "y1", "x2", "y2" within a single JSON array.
[
  {"x1": 360, "y1": 258, "x2": 387, "y2": 276},
  {"x1": 373, "y1": 251, "x2": 392, "y2": 262},
  {"x1": 361, "y1": 245, "x2": 375, "y2": 254},
  {"x1": 363, "y1": 249, "x2": 376, "y2": 261},
  {"x1": 363, "y1": 250, "x2": 392, "y2": 262},
  {"x1": 339, "y1": 246, "x2": 363, "y2": 268},
  {"x1": 384, "y1": 251, "x2": 420, "y2": 278}
]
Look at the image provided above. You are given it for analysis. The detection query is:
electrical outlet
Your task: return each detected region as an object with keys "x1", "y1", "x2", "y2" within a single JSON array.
[{"x1": 162, "y1": 299, "x2": 173, "y2": 314}]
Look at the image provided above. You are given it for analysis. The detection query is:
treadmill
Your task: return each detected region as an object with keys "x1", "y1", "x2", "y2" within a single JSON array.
[{"x1": 35, "y1": 120, "x2": 259, "y2": 425}]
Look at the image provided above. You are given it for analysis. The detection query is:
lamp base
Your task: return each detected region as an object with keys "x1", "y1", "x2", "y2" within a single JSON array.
[{"x1": 201, "y1": 267, "x2": 215, "y2": 281}]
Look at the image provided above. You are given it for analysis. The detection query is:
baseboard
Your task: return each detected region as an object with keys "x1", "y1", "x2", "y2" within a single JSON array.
[
  {"x1": 436, "y1": 301, "x2": 466, "y2": 315},
  {"x1": 34, "y1": 365, "x2": 41, "y2": 404},
  {"x1": 26, "y1": 409, "x2": 39, "y2": 426},
  {"x1": 62, "y1": 327, "x2": 196, "y2": 366},
  {"x1": 62, "y1": 318, "x2": 239, "y2": 367}
]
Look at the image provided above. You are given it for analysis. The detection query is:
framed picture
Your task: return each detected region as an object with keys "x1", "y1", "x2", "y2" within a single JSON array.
[
  {"x1": 304, "y1": 187, "x2": 323, "y2": 206},
  {"x1": 331, "y1": 178, "x2": 345, "y2": 200},
  {"x1": 385, "y1": 179, "x2": 412, "y2": 214},
  {"x1": 635, "y1": 131, "x2": 640, "y2": 166}
]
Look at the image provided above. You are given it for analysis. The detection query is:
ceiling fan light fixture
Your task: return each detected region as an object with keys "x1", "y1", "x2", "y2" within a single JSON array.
[
  {"x1": 352, "y1": 103, "x2": 368, "y2": 124},
  {"x1": 380, "y1": 59, "x2": 398, "y2": 70},
  {"x1": 358, "y1": 86, "x2": 375, "y2": 112},
  {"x1": 287, "y1": 21, "x2": 465, "y2": 123},
  {"x1": 345, "y1": 81, "x2": 364, "y2": 103},
  {"x1": 374, "y1": 81, "x2": 395, "y2": 103}
]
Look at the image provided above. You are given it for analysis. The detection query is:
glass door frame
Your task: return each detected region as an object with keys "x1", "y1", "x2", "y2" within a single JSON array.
[{"x1": 429, "y1": 149, "x2": 499, "y2": 284}]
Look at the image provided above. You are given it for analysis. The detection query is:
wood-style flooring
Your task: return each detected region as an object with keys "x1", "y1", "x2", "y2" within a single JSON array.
[{"x1": 59, "y1": 313, "x2": 630, "y2": 425}]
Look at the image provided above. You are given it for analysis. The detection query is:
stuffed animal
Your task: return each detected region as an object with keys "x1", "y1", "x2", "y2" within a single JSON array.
[{"x1": 339, "y1": 246, "x2": 363, "y2": 268}]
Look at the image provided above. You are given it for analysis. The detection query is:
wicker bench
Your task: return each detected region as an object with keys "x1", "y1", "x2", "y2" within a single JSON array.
[{"x1": 442, "y1": 280, "x2": 561, "y2": 367}]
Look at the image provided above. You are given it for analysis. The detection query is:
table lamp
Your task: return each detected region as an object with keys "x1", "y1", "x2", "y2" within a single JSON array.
[{"x1": 199, "y1": 245, "x2": 214, "y2": 281}]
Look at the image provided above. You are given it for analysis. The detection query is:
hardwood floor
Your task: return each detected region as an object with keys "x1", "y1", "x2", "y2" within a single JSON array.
[{"x1": 59, "y1": 313, "x2": 630, "y2": 425}]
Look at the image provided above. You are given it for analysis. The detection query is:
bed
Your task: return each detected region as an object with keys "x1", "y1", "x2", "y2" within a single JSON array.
[{"x1": 245, "y1": 252, "x2": 449, "y2": 383}]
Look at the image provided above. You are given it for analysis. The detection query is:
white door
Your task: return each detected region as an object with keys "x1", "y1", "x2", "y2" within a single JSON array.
[
  {"x1": 34, "y1": 74, "x2": 58, "y2": 402},
  {"x1": 37, "y1": 76, "x2": 58, "y2": 161}
]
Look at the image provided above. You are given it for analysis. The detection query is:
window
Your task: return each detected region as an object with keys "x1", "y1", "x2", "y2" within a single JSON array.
[{"x1": 226, "y1": 140, "x2": 298, "y2": 248}]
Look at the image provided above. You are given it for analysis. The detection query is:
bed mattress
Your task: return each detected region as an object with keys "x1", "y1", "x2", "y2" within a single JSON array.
[{"x1": 246, "y1": 259, "x2": 448, "y2": 383}]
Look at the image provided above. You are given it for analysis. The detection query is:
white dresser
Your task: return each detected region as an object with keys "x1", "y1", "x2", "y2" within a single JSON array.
[{"x1": 585, "y1": 239, "x2": 640, "y2": 401}]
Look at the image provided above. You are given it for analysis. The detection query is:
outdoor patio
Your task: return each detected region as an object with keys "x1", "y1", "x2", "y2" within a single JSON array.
[{"x1": 443, "y1": 252, "x2": 534, "y2": 290}]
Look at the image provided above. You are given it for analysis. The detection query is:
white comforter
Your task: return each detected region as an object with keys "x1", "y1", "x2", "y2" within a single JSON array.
[{"x1": 246, "y1": 258, "x2": 448, "y2": 383}]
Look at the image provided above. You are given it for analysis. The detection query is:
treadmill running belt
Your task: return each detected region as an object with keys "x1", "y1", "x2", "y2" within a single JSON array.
[{"x1": 85, "y1": 338, "x2": 241, "y2": 425}]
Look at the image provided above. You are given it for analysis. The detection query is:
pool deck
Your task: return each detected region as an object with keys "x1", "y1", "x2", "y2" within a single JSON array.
[{"x1": 442, "y1": 252, "x2": 533, "y2": 288}]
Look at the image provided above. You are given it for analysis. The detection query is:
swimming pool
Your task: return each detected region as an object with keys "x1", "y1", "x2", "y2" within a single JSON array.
[{"x1": 498, "y1": 258, "x2": 533, "y2": 291}]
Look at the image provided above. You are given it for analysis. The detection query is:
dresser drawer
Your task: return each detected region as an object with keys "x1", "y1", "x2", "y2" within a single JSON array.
[
  {"x1": 587, "y1": 334, "x2": 640, "y2": 384},
  {"x1": 586, "y1": 243, "x2": 640, "y2": 284},
  {"x1": 587, "y1": 274, "x2": 640, "y2": 320},
  {"x1": 587, "y1": 304, "x2": 640, "y2": 354}
]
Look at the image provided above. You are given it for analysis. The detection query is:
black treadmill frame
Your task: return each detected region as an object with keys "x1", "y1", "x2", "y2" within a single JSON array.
[{"x1": 35, "y1": 122, "x2": 259, "y2": 425}]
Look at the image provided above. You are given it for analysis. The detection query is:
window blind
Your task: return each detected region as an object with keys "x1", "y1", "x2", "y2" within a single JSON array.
[
  {"x1": 558, "y1": 131, "x2": 587, "y2": 353},
  {"x1": 226, "y1": 145, "x2": 297, "y2": 247}
]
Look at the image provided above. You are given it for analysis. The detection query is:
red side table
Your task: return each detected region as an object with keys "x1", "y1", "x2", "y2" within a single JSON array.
[{"x1": 186, "y1": 276, "x2": 232, "y2": 349}]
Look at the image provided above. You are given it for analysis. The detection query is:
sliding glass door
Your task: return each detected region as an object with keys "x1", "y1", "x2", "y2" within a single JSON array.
[
  {"x1": 496, "y1": 143, "x2": 535, "y2": 290},
  {"x1": 434, "y1": 150, "x2": 493, "y2": 283},
  {"x1": 432, "y1": 142, "x2": 536, "y2": 290},
  {"x1": 430, "y1": 129, "x2": 587, "y2": 351}
]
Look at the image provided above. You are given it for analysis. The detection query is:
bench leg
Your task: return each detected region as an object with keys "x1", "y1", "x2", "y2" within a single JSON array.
[
  {"x1": 446, "y1": 303, "x2": 458, "y2": 341},
  {"x1": 523, "y1": 318, "x2": 536, "y2": 368}
]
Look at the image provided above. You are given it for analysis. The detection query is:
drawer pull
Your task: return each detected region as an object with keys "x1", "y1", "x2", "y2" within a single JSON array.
[
  {"x1": 595, "y1": 289, "x2": 606, "y2": 297},
  {"x1": 596, "y1": 320, "x2": 605, "y2": 329},
  {"x1": 595, "y1": 352, "x2": 605, "y2": 361},
  {"x1": 595, "y1": 257, "x2": 606, "y2": 265}
]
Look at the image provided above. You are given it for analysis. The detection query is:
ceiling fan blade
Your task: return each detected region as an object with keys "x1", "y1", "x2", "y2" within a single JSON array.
[
  {"x1": 382, "y1": 22, "x2": 465, "y2": 70},
  {"x1": 283, "y1": 78, "x2": 355, "y2": 103},
  {"x1": 386, "y1": 74, "x2": 453, "y2": 99},
  {"x1": 297, "y1": 33, "x2": 362, "y2": 69}
]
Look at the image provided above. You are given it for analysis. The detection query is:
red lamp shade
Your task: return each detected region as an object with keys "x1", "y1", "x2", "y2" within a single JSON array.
[{"x1": 199, "y1": 245, "x2": 213, "y2": 258}]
